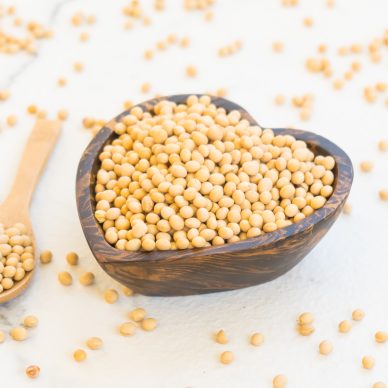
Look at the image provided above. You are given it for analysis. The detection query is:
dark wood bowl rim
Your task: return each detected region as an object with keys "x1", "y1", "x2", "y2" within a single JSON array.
[{"x1": 76, "y1": 94, "x2": 353, "y2": 264}]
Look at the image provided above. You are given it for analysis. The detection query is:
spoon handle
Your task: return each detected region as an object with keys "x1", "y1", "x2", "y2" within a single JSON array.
[{"x1": 4, "y1": 119, "x2": 62, "y2": 212}]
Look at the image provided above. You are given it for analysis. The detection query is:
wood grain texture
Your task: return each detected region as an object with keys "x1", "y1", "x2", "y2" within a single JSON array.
[
  {"x1": 0, "y1": 119, "x2": 62, "y2": 303},
  {"x1": 76, "y1": 95, "x2": 353, "y2": 296}
]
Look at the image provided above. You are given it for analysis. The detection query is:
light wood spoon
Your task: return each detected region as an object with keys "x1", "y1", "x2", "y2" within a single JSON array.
[{"x1": 0, "y1": 119, "x2": 61, "y2": 303}]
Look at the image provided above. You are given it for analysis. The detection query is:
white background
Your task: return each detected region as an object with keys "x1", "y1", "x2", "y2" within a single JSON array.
[{"x1": 1, "y1": 0, "x2": 388, "y2": 387}]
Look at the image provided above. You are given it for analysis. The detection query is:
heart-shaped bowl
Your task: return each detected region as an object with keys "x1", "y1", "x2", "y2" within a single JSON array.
[{"x1": 76, "y1": 94, "x2": 353, "y2": 296}]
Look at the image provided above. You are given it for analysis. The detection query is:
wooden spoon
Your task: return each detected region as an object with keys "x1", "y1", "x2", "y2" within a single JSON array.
[
  {"x1": 76, "y1": 95, "x2": 353, "y2": 296},
  {"x1": 0, "y1": 119, "x2": 61, "y2": 303}
]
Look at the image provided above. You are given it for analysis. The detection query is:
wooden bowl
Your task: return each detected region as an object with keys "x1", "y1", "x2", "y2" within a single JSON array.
[{"x1": 76, "y1": 95, "x2": 353, "y2": 296}]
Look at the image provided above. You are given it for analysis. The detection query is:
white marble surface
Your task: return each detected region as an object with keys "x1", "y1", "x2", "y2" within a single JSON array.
[{"x1": 1, "y1": 0, "x2": 388, "y2": 387}]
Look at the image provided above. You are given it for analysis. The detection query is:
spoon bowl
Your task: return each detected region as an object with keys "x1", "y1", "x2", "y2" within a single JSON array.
[
  {"x1": 0, "y1": 210, "x2": 34, "y2": 304},
  {"x1": 76, "y1": 95, "x2": 353, "y2": 296}
]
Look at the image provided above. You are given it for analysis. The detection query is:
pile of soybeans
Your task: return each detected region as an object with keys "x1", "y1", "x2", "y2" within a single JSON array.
[
  {"x1": 94, "y1": 95, "x2": 335, "y2": 251},
  {"x1": 0, "y1": 222, "x2": 34, "y2": 294}
]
